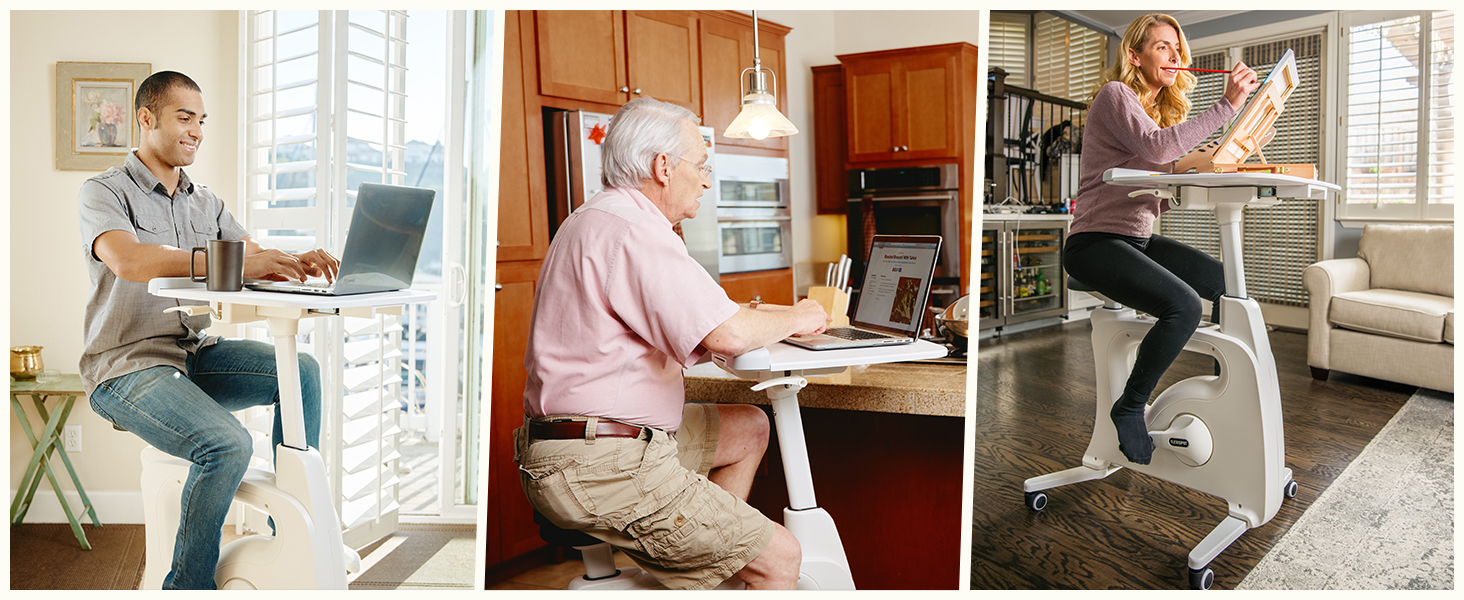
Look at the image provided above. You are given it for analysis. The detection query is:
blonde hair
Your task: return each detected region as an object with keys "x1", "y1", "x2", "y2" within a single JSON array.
[{"x1": 1091, "y1": 13, "x2": 1195, "y2": 128}]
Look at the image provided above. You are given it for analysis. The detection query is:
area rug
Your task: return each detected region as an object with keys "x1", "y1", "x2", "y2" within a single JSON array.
[
  {"x1": 348, "y1": 522, "x2": 477, "y2": 590},
  {"x1": 1238, "y1": 388, "x2": 1454, "y2": 589}
]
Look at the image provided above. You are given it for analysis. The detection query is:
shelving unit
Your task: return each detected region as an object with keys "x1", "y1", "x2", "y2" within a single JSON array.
[{"x1": 978, "y1": 216, "x2": 1070, "y2": 331}]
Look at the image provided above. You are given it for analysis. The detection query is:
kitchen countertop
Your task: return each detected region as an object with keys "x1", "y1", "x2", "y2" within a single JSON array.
[{"x1": 684, "y1": 359, "x2": 967, "y2": 418}]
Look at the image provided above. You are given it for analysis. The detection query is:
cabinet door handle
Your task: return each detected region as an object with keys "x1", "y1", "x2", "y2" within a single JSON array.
[
  {"x1": 900, "y1": 145, "x2": 909, "y2": 152},
  {"x1": 495, "y1": 283, "x2": 503, "y2": 292},
  {"x1": 633, "y1": 88, "x2": 642, "y2": 94},
  {"x1": 619, "y1": 86, "x2": 629, "y2": 93},
  {"x1": 891, "y1": 146, "x2": 900, "y2": 152}
]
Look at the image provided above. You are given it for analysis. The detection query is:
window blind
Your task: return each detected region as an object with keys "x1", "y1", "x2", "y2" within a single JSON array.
[
  {"x1": 1345, "y1": 14, "x2": 1422, "y2": 208},
  {"x1": 990, "y1": 13, "x2": 1030, "y2": 87},
  {"x1": 1427, "y1": 12, "x2": 1455, "y2": 208},
  {"x1": 1034, "y1": 13, "x2": 1107, "y2": 102}
]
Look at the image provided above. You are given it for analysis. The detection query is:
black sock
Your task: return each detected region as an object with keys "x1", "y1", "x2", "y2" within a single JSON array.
[{"x1": 1110, "y1": 392, "x2": 1154, "y2": 464}]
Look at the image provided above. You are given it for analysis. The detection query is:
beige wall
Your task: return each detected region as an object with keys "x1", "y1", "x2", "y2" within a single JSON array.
[
  {"x1": 9, "y1": 10, "x2": 240, "y2": 522},
  {"x1": 763, "y1": 10, "x2": 982, "y2": 294}
]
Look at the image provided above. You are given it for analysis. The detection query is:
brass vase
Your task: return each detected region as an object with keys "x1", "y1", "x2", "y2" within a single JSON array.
[{"x1": 11, "y1": 346, "x2": 43, "y2": 380}]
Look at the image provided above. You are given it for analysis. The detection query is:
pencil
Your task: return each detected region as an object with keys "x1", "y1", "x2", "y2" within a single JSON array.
[{"x1": 1164, "y1": 67, "x2": 1231, "y2": 73}]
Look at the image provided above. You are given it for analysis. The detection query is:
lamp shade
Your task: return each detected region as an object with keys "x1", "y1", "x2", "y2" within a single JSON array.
[{"x1": 724, "y1": 92, "x2": 799, "y2": 140}]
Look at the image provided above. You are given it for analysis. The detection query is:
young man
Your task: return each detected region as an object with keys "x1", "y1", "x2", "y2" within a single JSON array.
[
  {"x1": 78, "y1": 71, "x2": 340, "y2": 589},
  {"x1": 516, "y1": 97, "x2": 831, "y2": 590}
]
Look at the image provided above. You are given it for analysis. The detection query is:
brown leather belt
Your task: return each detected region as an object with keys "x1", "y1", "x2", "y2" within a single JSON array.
[{"x1": 529, "y1": 420, "x2": 647, "y2": 440}]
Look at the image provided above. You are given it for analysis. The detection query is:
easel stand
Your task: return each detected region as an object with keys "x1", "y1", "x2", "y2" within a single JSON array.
[{"x1": 142, "y1": 278, "x2": 434, "y2": 590}]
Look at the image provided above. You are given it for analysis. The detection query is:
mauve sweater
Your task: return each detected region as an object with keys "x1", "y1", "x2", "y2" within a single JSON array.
[{"x1": 1069, "y1": 81, "x2": 1236, "y2": 238}]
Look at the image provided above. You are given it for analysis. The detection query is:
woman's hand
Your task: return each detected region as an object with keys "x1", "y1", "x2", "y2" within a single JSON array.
[{"x1": 1224, "y1": 62, "x2": 1261, "y2": 111}]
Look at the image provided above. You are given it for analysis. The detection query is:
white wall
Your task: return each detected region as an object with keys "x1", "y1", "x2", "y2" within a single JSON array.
[
  {"x1": 763, "y1": 10, "x2": 983, "y2": 294},
  {"x1": 9, "y1": 10, "x2": 240, "y2": 523}
]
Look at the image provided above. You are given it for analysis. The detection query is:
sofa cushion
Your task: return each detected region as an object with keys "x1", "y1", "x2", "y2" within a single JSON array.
[
  {"x1": 1358, "y1": 224, "x2": 1453, "y2": 297},
  {"x1": 1447, "y1": 312, "x2": 1454, "y2": 345},
  {"x1": 1330, "y1": 289, "x2": 1453, "y2": 343}
]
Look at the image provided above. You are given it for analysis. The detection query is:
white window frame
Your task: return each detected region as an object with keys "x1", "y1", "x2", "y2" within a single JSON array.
[{"x1": 1336, "y1": 10, "x2": 1454, "y2": 225}]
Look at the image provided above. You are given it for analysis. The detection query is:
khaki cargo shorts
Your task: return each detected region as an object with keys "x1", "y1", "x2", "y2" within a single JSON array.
[{"x1": 514, "y1": 403, "x2": 775, "y2": 590}]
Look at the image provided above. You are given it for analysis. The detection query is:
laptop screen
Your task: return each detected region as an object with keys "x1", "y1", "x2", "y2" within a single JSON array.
[
  {"x1": 849, "y1": 235, "x2": 942, "y2": 336},
  {"x1": 334, "y1": 183, "x2": 437, "y2": 292}
]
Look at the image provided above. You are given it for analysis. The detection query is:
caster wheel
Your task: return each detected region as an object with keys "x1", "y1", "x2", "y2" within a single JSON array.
[
  {"x1": 1284, "y1": 480, "x2": 1298, "y2": 499},
  {"x1": 1189, "y1": 567, "x2": 1214, "y2": 590},
  {"x1": 1024, "y1": 491, "x2": 1048, "y2": 511}
]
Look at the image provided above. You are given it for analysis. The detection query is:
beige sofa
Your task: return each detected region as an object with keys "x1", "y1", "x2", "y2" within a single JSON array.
[{"x1": 1303, "y1": 224, "x2": 1453, "y2": 392}]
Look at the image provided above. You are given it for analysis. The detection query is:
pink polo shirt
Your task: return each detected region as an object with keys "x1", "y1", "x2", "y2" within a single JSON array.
[{"x1": 522, "y1": 186, "x2": 739, "y2": 431}]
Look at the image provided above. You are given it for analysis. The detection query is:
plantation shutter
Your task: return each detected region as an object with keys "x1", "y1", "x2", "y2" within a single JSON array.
[
  {"x1": 1034, "y1": 13, "x2": 1108, "y2": 102},
  {"x1": 990, "y1": 13, "x2": 1031, "y2": 87}
]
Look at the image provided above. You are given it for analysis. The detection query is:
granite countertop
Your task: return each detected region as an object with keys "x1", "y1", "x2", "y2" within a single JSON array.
[{"x1": 684, "y1": 360, "x2": 967, "y2": 418}]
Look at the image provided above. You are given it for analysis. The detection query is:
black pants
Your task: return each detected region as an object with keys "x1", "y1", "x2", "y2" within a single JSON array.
[{"x1": 1064, "y1": 232, "x2": 1226, "y2": 402}]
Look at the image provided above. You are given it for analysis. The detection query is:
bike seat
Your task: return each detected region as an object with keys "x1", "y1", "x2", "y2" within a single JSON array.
[
  {"x1": 534, "y1": 510, "x2": 604, "y2": 548},
  {"x1": 1066, "y1": 276, "x2": 1097, "y2": 293}
]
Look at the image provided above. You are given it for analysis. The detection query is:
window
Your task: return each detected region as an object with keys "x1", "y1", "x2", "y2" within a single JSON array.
[
  {"x1": 1340, "y1": 10, "x2": 1454, "y2": 221},
  {"x1": 241, "y1": 10, "x2": 476, "y2": 541},
  {"x1": 1161, "y1": 33, "x2": 1326, "y2": 308},
  {"x1": 990, "y1": 12, "x2": 1031, "y2": 87},
  {"x1": 1034, "y1": 13, "x2": 1108, "y2": 102}
]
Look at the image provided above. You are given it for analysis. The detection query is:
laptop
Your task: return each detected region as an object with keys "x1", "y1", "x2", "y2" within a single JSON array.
[
  {"x1": 247, "y1": 182, "x2": 437, "y2": 296},
  {"x1": 783, "y1": 234, "x2": 942, "y2": 351}
]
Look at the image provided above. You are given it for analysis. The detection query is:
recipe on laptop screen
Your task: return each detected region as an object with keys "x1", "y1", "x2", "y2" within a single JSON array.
[{"x1": 852, "y1": 240, "x2": 941, "y2": 334}]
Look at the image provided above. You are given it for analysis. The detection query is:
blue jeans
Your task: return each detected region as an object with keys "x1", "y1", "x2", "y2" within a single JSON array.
[{"x1": 88, "y1": 339, "x2": 322, "y2": 590}]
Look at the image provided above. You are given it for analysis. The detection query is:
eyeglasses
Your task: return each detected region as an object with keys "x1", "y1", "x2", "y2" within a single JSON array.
[{"x1": 673, "y1": 152, "x2": 713, "y2": 179}]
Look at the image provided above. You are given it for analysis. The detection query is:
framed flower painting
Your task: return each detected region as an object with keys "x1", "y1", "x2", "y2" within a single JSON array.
[{"x1": 55, "y1": 61, "x2": 150, "y2": 171}]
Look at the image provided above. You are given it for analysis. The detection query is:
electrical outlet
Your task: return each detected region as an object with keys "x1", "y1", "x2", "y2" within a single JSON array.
[{"x1": 64, "y1": 425, "x2": 81, "y2": 452}]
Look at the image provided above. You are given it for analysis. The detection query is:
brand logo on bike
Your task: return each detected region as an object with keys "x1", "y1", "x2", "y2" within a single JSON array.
[{"x1": 1170, "y1": 438, "x2": 1189, "y2": 447}]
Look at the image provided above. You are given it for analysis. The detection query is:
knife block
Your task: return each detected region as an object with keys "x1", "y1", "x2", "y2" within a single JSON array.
[
  {"x1": 805, "y1": 286, "x2": 851, "y2": 327},
  {"x1": 803, "y1": 286, "x2": 852, "y2": 384}
]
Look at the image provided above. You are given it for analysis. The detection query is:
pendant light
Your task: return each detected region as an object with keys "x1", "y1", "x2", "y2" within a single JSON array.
[{"x1": 724, "y1": 10, "x2": 798, "y2": 140}]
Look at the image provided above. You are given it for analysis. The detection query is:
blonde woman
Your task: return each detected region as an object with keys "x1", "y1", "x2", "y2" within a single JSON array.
[{"x1": 1064, "y1": 14, "x2": 1259, "y2": 465}]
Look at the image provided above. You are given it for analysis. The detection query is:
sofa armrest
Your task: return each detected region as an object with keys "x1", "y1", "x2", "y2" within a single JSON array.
[{"x1": 1303, "y1": 258, "x2": 1371, "y2": 369}]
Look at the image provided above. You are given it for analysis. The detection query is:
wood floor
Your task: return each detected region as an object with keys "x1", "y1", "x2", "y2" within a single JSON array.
[{"x1": 970, "y1": 320, "x2": 1417, "y2": 590}]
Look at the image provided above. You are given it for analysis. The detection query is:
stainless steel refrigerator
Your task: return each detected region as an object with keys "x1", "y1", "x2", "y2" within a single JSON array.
[{"x1": 549, "y1": 109, "x2": 720, "y2": 281}]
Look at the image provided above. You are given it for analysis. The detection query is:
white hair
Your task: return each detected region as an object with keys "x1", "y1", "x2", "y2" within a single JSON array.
[{"x1": 600, "y1": 97, "x2": 703, "y2": 189}]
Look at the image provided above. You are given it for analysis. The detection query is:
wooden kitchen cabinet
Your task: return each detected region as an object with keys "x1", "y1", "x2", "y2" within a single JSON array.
[
  {"x1": 838, "y1": 43, "x2": 978, "y2": 165},
  {"x1": 535, "y1": 10, "x2": 700, "y2": 112},
  {"x1": 500, "y1": 10, "x2": 550, "y2": 263},
  {"x1": 697, "y1": 11, "x2": 790, "y2": 154},
  {"x1": 718, "y1": 268, "x2": 795, "y2": 305},
  {"x1": 486, "y1": 259, "x2": 546, "y2": 570},
  {"x1": 812, "y1": 64, "x2": 848, "y2": 215}
]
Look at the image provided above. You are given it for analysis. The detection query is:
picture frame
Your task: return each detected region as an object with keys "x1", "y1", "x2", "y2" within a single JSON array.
[{"x1": 54, "y1": 61, "x2": 151, "y2": 171}]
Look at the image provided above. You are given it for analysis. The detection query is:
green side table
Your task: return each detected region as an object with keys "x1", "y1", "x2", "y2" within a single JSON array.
[{"x1": 10, "y1": 374, "x2": 102, "y2": 549}]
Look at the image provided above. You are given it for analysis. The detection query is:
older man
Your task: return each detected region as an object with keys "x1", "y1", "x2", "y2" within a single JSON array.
[{"x1": 515, "y1": 97, "x2": 830, "y2": 590}]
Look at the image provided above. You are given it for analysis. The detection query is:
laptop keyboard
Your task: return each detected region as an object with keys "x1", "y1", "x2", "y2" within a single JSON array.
[
  {"x1": 823, "y1": 327, "x2": 894, "y2": 341},
  {"x1": 296, "y1": 281, "x2": 333, "y2": 289}
]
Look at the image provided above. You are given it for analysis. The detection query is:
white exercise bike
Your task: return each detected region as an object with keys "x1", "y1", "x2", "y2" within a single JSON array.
[
  {"x1": 1022, "y1": 168, "x2": 1339, "y2": 589},
  {"x1": 139, "y1": 278, "x2": 433, "y2": 589},
  {"x1": 537, "y1": 340, "x2": 946, "y2": 590}
]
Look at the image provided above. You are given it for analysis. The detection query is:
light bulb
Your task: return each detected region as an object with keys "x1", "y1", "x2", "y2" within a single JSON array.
[{"x1": 748, "y1": 118, "x2": 771, "y2": 141}]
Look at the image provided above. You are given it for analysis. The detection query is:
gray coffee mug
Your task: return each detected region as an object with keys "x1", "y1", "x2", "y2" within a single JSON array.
[{"x1": 191, "y1": 239, "x2": 245, "y2": 291}]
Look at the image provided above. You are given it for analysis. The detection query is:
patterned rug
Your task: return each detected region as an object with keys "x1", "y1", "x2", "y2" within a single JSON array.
[{"x1": 1238, "y1": 388, "x2": 1454, "y2": 589}]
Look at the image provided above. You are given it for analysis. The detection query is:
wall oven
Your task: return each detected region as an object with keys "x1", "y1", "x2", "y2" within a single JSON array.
[
  {"x1": 846, "y1": 163, "x2": 962, "y2": 285},
  {"x1": 717, "y1": 154, "x2": 792, "y2": 274}
]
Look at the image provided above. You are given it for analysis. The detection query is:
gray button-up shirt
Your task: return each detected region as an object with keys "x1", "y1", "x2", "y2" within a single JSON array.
[{"x1": 78, "y1": 151, "x2": 249, "y2": 395}]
